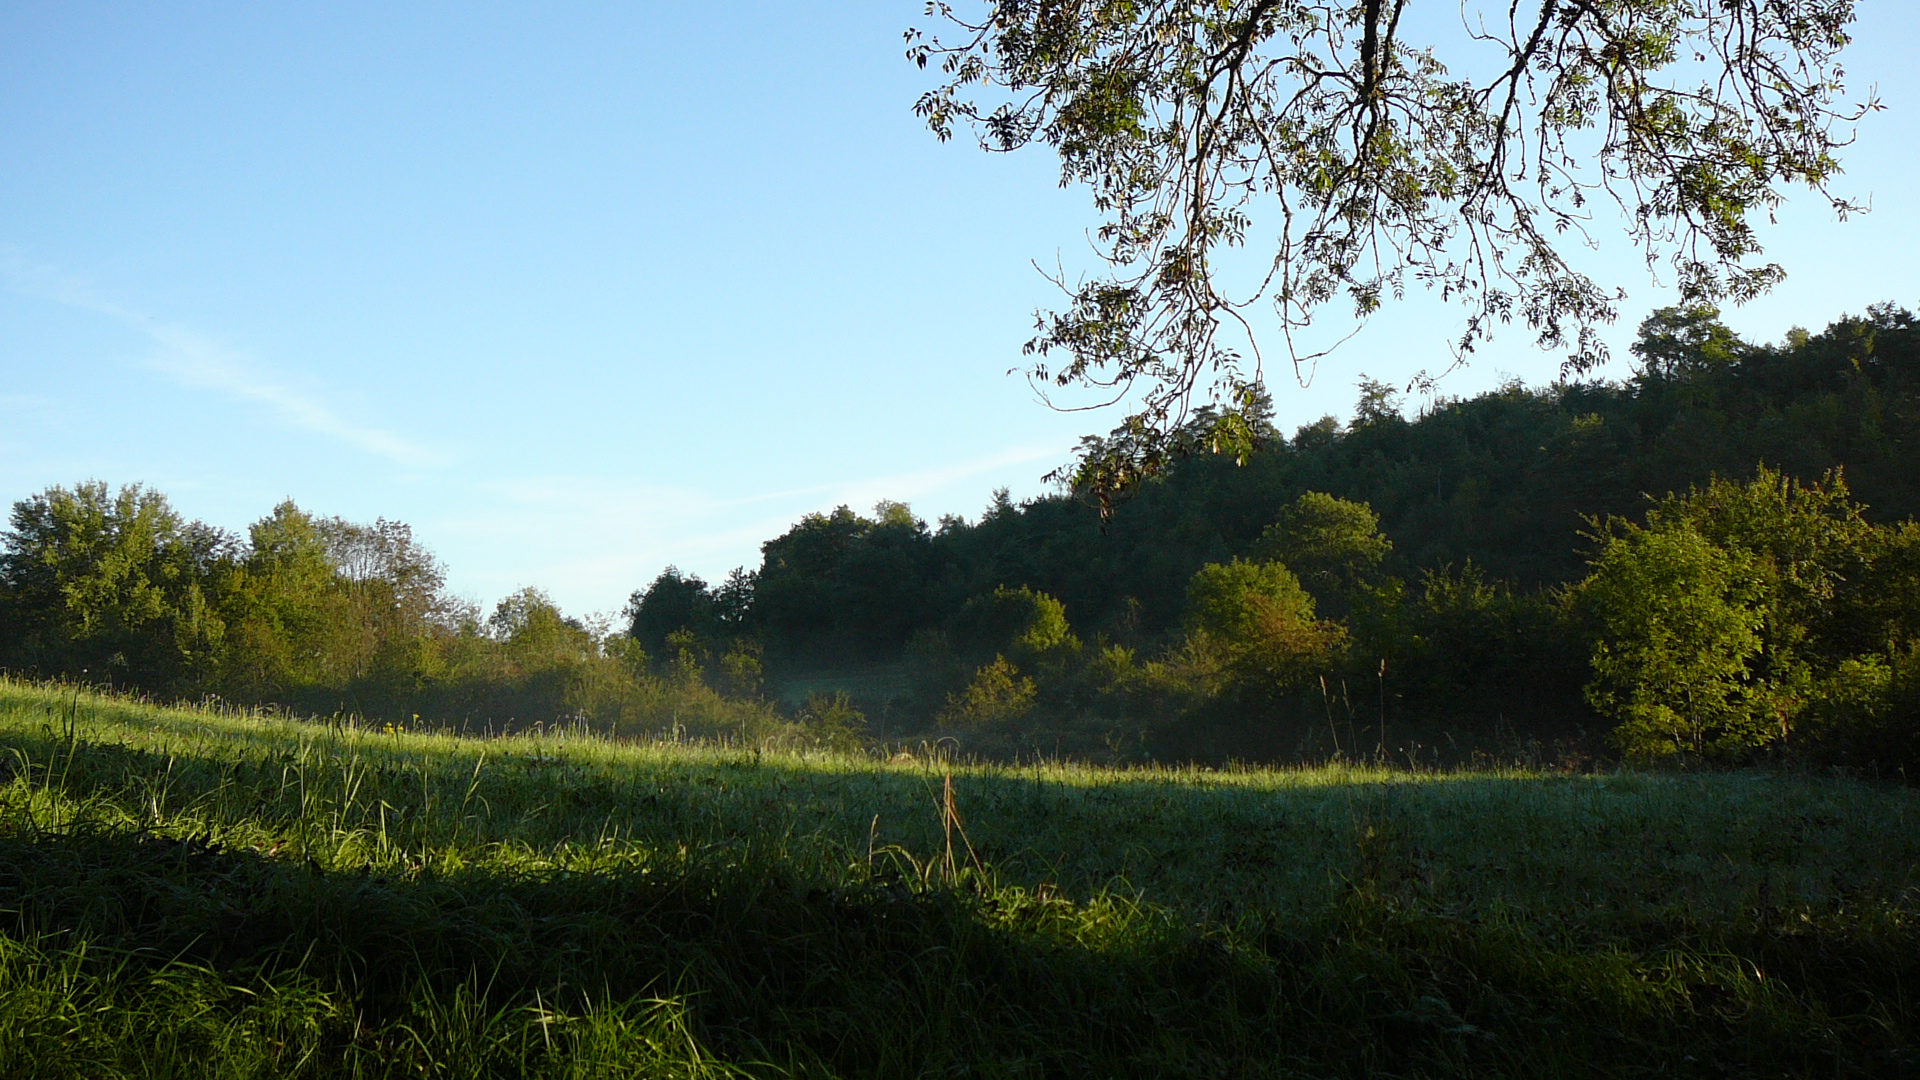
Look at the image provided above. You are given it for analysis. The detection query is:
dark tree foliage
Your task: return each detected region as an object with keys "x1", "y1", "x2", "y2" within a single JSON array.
[
  {"x1": 7, "y1": 305, "x2": 1917, "y2": 768},
  {"x1": 950, "y1": 585, "x2": 1073, "y2": 664},
  {"x1": 742, "y1": 303, "x2": 1920, "y2": 673},
  {"x1": 751, "y1": 504, "x2": 954, "y2": 669},
  {"x1": 626, "y1": 568, "x2": 715, "y2": 659}
]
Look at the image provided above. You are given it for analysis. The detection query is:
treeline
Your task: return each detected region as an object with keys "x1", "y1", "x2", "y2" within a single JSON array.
[
  {"x1": 5, "y1": 303, "x2": 1919, "y2": 768},
  {"x1": 0, "y1": 490, "x2": 793, "y2": 743},
  {"x1": 686, "y1": 303, "x2": 1920, "y2": 668},
  {"x1": 633, "y1": 303, "x2": 1920, "y2": 767}
]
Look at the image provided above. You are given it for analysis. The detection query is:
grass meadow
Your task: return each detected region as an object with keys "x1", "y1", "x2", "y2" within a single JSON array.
[{"x1": 0, "y1": 677, "x2": 1916, "y2": 1078}]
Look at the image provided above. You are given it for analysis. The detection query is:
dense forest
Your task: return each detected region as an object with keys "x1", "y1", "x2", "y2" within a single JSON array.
[{"x1": 6, "y1": 304, "x2": 1919, "y2": 770}]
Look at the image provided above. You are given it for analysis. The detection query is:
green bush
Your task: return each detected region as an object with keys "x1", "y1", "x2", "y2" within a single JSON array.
[
  {"x1": 937, "y1": 656, "x2": 1038, "y2": 731},
  {"x1": 950, "y1": 585, "x2": 1074, "y2": 665},
  {"x1": 1578, "y1": 525, "x2": 1771, "y2": 757},
  {"x1": 1576, "y1": 469, "x2": 1920, "y2": 765},
  {"x1": 1179, "y1": 559, "x2": 1346, "y2": 704}
]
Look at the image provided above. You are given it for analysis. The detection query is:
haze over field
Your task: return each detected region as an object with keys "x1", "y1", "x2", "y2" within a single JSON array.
[
  {"x1": 6, "y1": 8, "x2": 1920, "y2": 1073},
  {"x1": 4, "y1": 2, "x2": 1919, "y2": 616}
]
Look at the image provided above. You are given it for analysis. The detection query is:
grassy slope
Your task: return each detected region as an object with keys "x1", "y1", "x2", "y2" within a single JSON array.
[{"x1": 1, "y1": 679, "x2": 1916, "y2": 1078}]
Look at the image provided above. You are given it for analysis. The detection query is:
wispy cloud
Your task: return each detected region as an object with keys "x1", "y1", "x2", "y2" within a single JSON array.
[
  {"x1": 2, "y1": 250, "x2": 445, "y2": 468},
  {"x1": 0, "y1": 392, "x2": 57, "y2": 417},
  {"x1": 135, "y1": 322, "x2": 445, "y2": 466},
  {"x1": 476, "y1": 440, "x2": 1066, "y2": 540},
  {"x1": 444, "y1": 441, "x2": 1072, "y2": 613}
]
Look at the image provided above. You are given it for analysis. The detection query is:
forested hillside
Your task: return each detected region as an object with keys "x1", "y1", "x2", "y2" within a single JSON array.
[
  {"x1": 6, "y1": 304, "x2": 1920, "y2": 769},
  {"x1": 698, "y1": 303, "x2": 1920, "y2": 666}
]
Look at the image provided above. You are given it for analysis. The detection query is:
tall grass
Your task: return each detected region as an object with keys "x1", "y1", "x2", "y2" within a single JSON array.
[{"x1": 1, "y1": 676, "x2": 1916, "y2": 1077}]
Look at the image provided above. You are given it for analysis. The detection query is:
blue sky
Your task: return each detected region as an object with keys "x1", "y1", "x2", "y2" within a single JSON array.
[{"x1": 3, "y1": 2, "x2": 1916, "y2": 619}]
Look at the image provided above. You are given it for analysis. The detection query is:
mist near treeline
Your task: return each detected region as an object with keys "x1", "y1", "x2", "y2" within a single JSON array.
[{"x1": 5, "y1": 303, "x2": 1919, "y2": 773}]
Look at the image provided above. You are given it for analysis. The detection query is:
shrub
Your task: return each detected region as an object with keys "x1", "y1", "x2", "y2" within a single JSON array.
[
  {"x1": 1576, "y1": 470, "x2": 1905, "y2": 761},
  {"x1": 1251, "y1": 491, "x2": 1392, "y2": 609},
  {"x1": 1180, "y1": 559, "x2": 1346, "y2": 701},
  {"x1": 1578, "y1": 526, "x2": 1771, "y2": 757},
  {"x1": 795, "y1": 690, "x2": 869, "y2": 750},
  {"x1": 951, "y1": 586, "x2": 1073, "y2": 665},
  {"x1": 937, "y1": 656, "x2": 1037, "y2": 731}
]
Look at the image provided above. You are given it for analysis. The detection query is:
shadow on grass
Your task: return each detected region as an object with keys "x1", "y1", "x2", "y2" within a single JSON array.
[
  {"x1": 3, "y1": 731, "x2": 1919, "y2": 1077},
  {"x1": 11, "y1": 725, "x2": 1920, "y2": 926}
]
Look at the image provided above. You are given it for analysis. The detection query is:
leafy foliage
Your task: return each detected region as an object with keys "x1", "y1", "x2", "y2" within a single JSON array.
[
  {"x1": 4, "y1": 303, "x2": 1919, "y2": 770},
  {"x1": 951, "y1": 584, "x2": 1074, "y2": 664},
  {"x1": 1252, "y1": 491, "x2": 1392, "y2": 614},
  {"x1": 910, "y1": 0, "x2": 1872, "y2": 493},
  {"x1": 0, "y1": 482, "x2": 227, "y2": 692},
  {"x1": 752, "y1": 504, "x2": 947, "y2": 668},
  {"x1": 1579, "y1": 522, "x2": 1772, "y2": 756},
  {"x1": 1581, "y1": 469, "x2": 1920, "y2": 761},
  {"x1": 1181, "y1": 558, "x2": 1344, "y2": 699},
  {"x1": 937, "y1": 655, "x2": 1039, "y2": 731},
  {"x1": 0, "y1": 493, "x2": 794, "y2": 745}
]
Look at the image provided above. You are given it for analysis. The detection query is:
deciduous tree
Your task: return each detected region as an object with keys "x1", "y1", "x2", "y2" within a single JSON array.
[
  {"x1": 0, "y1": 482, "x2": 228, "y2": 690},
  {"x1": 910, "y1": 0, "x2": 1871, "y2": 494}
]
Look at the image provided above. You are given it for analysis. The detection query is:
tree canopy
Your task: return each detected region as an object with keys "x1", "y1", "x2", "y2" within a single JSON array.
[
  {"x1": 909, "y1": 0, "x2": 1871, "y2": 494},
  {"x1": 6, "y1": 302, "x2": 1918, "y2": 770}
]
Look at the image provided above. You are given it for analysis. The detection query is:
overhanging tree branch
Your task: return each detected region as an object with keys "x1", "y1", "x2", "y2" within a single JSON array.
[{"x1": 906, "y1": 1, "x2": 1873, "y2": 506}]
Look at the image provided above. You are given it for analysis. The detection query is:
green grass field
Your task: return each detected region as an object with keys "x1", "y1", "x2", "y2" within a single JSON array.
[{"x1": 1, "y1": 678, "x2": 1916, "y2": 1078}]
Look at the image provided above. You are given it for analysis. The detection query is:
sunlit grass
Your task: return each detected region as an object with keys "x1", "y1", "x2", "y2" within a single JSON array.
[{"x1": 3, "y1": 676, "x2": 1916, "y2": 1077}]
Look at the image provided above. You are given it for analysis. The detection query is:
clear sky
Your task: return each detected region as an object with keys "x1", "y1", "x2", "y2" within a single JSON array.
[{"x1": 3, "y1": 2, "x2": 1915, "y2": 620}]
